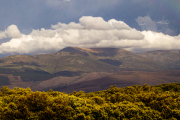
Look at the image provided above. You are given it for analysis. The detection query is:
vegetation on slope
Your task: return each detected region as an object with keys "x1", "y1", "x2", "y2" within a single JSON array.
[
  {"x1": 139, "y1": 50, "x2": 180, "y2": 70},
  {"x1": 0, "y1": 83, "x2": 180, "y2": 119},
  {"x1": 0, "y1": 50, "x2": 121, "y2": 74},
  {"x1": 0, "y1": 47, "x2": 179, "y2": 87}
]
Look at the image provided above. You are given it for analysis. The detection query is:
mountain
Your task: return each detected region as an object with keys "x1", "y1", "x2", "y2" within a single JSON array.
[
  {"x1": 139, "y1": 50, "x2": 180, "y2": 70},
  {"x1": 0, "y1": 47, "x2": 180, "y2": 92},
  {"x1": 60, "y1": 47, "x2": 165, "y2": 71},
  {"x1": 0, "y1": 47, "x2": 121, "y2": 74}
]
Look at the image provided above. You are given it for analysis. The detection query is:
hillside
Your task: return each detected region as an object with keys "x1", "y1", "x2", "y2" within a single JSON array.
[
  {"x1": 52, "y1": 70, "x2": 180, "y2": 93},
  {"x1": 139, "y1": 50, "x2": 180, "y2": 70},
  {"x1": 60, "y1": 47, "x2": 166, "y2": 71},
  {"x1": 0, "y1": 47, "x2": 180, "y2": 91},
  {"x1": 0, "y1": 50, "x2": 120, "y2": 74},
  {"x1": 1, "y1": 70, "x2": 179, "y2": 93}
]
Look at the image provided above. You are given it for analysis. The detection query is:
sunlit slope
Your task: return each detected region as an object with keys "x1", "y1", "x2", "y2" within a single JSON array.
[
  {"x1": 60, "y1": 47, "x2": 165, "y2": 71},
  {"x1": 0, "y1": 51, "x2": 120, "y2": 74}
]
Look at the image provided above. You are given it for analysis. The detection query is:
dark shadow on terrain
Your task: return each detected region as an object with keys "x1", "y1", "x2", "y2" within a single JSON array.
[
  {"x1": 91, "y1": 48, "x2": 119, "y2": 57},
  {"x1": 160, "y1": 70, "x2": 180, "y2": 77},
  {"x1": 13, "y1": 68, "x2": 53, "y2": 82},
  {"x1": 98, "y1": 59, "x2": 122, "y2": 66},
  {"x1": 52, "y1": 76, "x2": 136, "y2": 93},
  {"x1": 12, "y1": 61, "x2": 42, "y2": 67},
  {"x1": 0, "y1": 75, "x2": 9, "y2": 85},
  {"x1": 0, "y1": 68, "x2": 53, "y2": 82},
  {"x1": 53, "y1": 71, "x2": 84, "y2": 77},
  {"x1": 59, "y1": 47, "x2": 89, "y2": 56},
  {"x1": 0, "y1": 67, "x2": 84, "y2": 84},
  {"x1": 51, "y1": 70, "x2": 180, "y2": 93}
]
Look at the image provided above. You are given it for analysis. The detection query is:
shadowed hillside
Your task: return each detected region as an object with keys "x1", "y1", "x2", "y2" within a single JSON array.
[{"x1": 50, "y1": 70, "x2": 180, "y2": 93}]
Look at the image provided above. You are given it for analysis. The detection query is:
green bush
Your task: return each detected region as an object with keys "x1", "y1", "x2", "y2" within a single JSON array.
[{"x1": 0, "y1": 83, "x2": 180, "y2": 119}]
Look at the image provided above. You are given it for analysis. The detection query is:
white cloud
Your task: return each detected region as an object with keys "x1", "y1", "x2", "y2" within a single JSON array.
[
  {"x1": 0, "y1": 16, "x2": 180, "y2": 55},
  {"x1": 51, "y1": 22, "x2": 83, "y2": 30},
  {"x1": 126, "y1": 31, "x2": 180, "y2": 52},
  {"x1": 0, "y1": 34, "x2": 64, "y2": 54},
  {"x1": 108, "y1": 19, "x2": 131, "y2": 30},
  {"x1": 0, "y1": 32, "x2": 6, "y2": 39},
  {"x1": 136, "y1": 16, "x2": 157, "y2": 31},
  {"x1": 79, "y1": 16, "x2": 112, "y2": 30},
  {"x1": 0, "y1": 25, "x2": 21, "y2": 40},
  {"x1": 5, "y1": 25, "x2": 21, "y2": 38}
]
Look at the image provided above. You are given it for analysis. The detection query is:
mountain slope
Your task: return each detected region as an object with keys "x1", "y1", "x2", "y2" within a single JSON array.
[
  {"x1": 52, "y1": 70, "x2": 180, "y2": 93},
  {"x1": 139, "y1": 50, "x2": 180, "y2": 70},
  {"x1": 91, "y1": 48, "x2": 165, "y2": 71},
  {"x1": 0, "y1": 47, "x2": 122, "y2": 84},
  {"x1": 2, "y1": 70, "x2": 180, "y2": 93},
  {"x1": 0, "y1": 49, "x2": 120, "y2": 74},
  {"x1": 60, "y1": 47, "x2": 165, "y2": 71},
  {"x1": 0, "y1": 47, "x2": 180, "y2": 92}
]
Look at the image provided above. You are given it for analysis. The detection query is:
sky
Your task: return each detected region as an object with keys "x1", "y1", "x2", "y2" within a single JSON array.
[{"x1": 0, "y1": 0, "x2": 180, "y2": 57}]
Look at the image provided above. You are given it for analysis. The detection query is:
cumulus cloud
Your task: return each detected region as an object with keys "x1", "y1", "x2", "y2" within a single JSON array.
[
  {"x1": 0, "y1": 34, "x2": 63, "y2": 54},
  {"x1": 79, "y1": 16, "x2": 112, "y2": 30},
  {"x1": 5, "y1": 25, "x2": 21, "y2": 38},
  {"x1": 51, "y1": 16, "x2": 131, "y2": 30},
  {"x1": 126, "y1": 31, "x2": 180, "y2": 52},
  {"x1": 0, "y1": 25, "x2": 21, "y2": 39},
  {"x1": 0, "y1": 16, "x2": 180, "y2": 55},
  {"x1": 0, "y1": 32, "x2": 6, "y2": 39}
]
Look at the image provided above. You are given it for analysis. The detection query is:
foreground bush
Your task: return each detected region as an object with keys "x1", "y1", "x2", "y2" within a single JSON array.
[{"x1": 0, "y1": 83, "x2": 180, "y2": 119}]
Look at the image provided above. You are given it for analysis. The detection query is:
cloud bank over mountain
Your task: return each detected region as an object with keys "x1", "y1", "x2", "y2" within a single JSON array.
[{"x1": 0, "y1": 16, "x2": 180, "y2": 55}]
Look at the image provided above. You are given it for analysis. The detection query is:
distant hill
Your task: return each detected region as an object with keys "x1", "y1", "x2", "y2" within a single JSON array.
[
  {"x1": 60, "y1": 47, "x2": 165, "y2": 71},
  {"x1": 52, "y1": 70, "x2": 180, "y2": 93},
  {"x1": 0, "y1": 47, "x2": 180, "y2": 91},
  {"x1": 139, "y1": 50, "x2": 180, "y2": 70}
]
